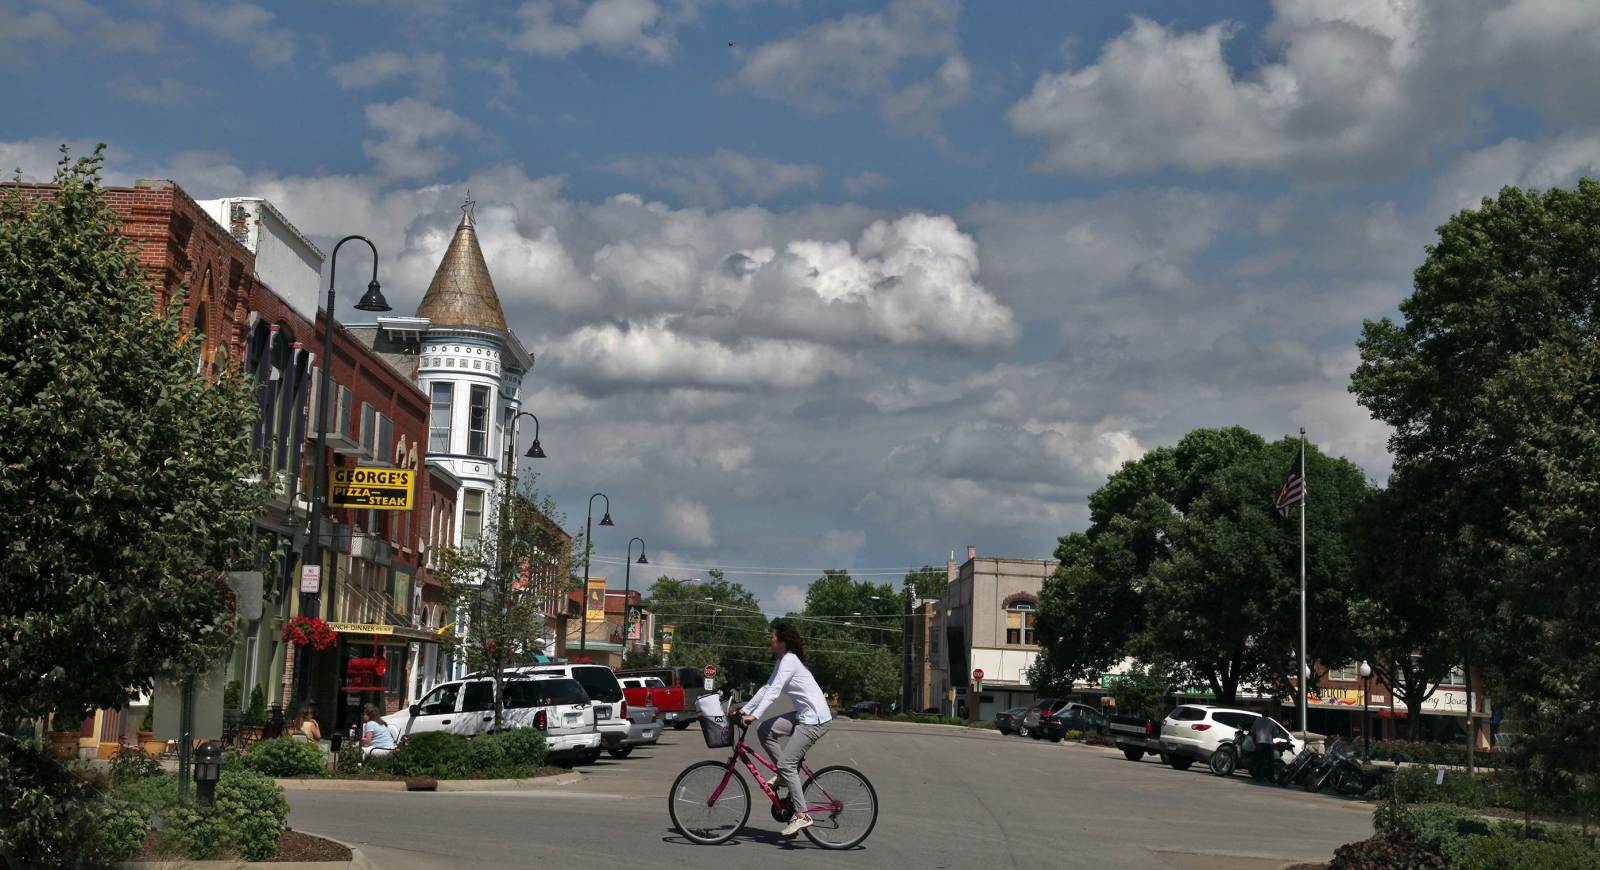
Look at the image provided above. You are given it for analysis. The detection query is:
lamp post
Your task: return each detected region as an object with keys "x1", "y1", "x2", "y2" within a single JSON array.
[
  {"x1": 579, "y1": 493, "x2": 613, "y2": 657},
  {"x1": 302, "y1": 236, "x2": 388, "y2": 705},
  {"x1": 494, "y1": 411, "x2": 544, "y2": 665},
  {"x1": 1358, "y1": 660, "x2": 1373, "y2": 761},
  {"x1": 193, "y1": 740, "x2": 224, "y2": 807},
  {"x1": 622, "y1": 537, "x2": 647, "y2": 665}
]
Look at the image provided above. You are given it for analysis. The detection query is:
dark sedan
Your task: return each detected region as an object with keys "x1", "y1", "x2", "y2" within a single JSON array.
[
  {"x1": 1037, "y1": 703, "x2": 1107, "y2": 741},
  {"x1": 994, "y1": 706, "x2": 1027, "y2": 734}
]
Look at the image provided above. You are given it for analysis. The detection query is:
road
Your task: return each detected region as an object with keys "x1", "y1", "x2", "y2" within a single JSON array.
[{"x1": 286, "y1": 718, "x2": 1372, "y2": 869}]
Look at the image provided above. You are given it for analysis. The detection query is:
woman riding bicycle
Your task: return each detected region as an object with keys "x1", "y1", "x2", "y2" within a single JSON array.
[{"x1": 740, "y1": 620, "x2": 832, "y2": 838}]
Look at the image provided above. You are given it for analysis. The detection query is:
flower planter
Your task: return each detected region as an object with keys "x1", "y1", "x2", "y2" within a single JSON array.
[
  {"x1": 142, "y1": 739, "x2": 168, "y2": 758},
  {"x1": 46, "y1": 731, "x2": 77, "y2": 760}
]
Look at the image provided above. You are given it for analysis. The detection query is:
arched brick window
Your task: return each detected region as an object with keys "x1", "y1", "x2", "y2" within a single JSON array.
[{"x1": 1004, "y1": 593, "x2": 1038, "y2": 645}]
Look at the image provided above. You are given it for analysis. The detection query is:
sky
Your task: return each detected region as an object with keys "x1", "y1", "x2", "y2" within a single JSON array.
[{"x1": 8, "y1": 0, "x2": 1600, "y2": 614}]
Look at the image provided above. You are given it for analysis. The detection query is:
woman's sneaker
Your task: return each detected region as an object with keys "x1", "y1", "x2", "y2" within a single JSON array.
[{"x1": 780, "y1": 815, "x2": 813, "y2": 838}]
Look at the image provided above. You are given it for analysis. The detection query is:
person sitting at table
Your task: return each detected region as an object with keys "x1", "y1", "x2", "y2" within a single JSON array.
[
  {"x1": 360, "y1": 704, "x2": 396, "y2": 760},
  {"x1": 296, "y1": 702, "x2": 323, "y2": 742}
]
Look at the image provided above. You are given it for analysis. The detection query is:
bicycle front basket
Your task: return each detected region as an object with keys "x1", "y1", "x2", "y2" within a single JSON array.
[{"x1": 701, "y1": 715, "x2": 734, "y2": 749}]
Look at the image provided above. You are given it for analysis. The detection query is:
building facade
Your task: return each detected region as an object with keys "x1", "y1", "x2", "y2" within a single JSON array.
[{"x1": 930, "y1": 546, "x2": 1057, "y2": 721}]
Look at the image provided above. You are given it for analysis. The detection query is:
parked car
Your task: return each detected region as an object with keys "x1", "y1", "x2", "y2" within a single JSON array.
[
  {"x1": 514, "y1": 663, "x2": 632, "y2": 758},
  {"x1": 1158, "y1": 704, "x2": 1303, "y2": 772},
  {"x1": 846, "y1": 701, "x2": 882, "y2": 718},
  {"x1": 1109, "y1": 713, "x2": 1165, "y2": 762},
  {"x1": 389, "y1": 675, "x2": 602, "y2": 760},
  {"x1": 1037, "y1": 703, "x2": 1107, "y2": 741},
  {"x1": 994, "y1": 707, "x2": 1026, "y2": 734},
  {"x1": 622, "y1": 699, "x2": 662, "y2": 753},
  {"x1": 617, "y1": 667, "x2": 701, "y2": 730},
  {"x1": 1020, "y1": 698, "x2": 1078, "y2": 738}
]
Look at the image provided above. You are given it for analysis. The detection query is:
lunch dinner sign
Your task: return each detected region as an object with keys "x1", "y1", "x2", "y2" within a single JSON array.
[{"x1": 329, "y1": 467, "x2": 414, "y2": 510}]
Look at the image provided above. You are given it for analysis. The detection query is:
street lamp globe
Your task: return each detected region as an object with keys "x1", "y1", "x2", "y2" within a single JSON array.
[{"x1": 1358, "y1": 661, "x2": 1373, "y2": 679}]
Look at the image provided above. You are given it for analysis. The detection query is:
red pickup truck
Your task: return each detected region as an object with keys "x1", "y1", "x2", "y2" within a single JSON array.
[{"x1": 617, "y1": 667, "x2": 705, "y2": 730}]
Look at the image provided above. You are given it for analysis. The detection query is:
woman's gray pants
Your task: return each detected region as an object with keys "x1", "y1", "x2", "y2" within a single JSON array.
[{"x1": 757, "y1": 712, "x2": 830, "y2": 806}]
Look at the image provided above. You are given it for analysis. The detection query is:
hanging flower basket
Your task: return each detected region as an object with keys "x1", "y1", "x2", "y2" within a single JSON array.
[{"x1": 282, "y1": 616, "x2": 337, "y2": 651}]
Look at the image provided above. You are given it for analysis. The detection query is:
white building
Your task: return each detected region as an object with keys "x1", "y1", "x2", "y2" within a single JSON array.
[{"x1": 357, "y1": 199, "x2": 535, "y2": 684}]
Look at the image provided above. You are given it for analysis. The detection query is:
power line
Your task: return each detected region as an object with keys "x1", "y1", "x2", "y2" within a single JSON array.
[{"x1": 587, "y1": 556, "x2": 928, "y2": 577}]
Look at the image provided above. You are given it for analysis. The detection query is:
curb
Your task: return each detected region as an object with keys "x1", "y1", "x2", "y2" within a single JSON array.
[
  {"x1": 276, "y1": 772, "x2": 584, "y2": 791},
  {"x1": 121, "y1": 836, "x2": 372, "y2": 870}
]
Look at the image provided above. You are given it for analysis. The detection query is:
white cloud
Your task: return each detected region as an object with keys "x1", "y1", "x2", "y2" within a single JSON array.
[
  {"x1": 1431, "y1": 132, "x2": 1600, "y2": 217},
  {"x1": 546, "y1": 322, "x2": 848, "y2": 392},
  {"x1": 361, "y1": 99, "x2": 479, "y2": 178},
  {"x1": 1, "y1": 0, "x2": 162, "y2": 62},
  {"x1": 176, "y1": 0, "x2": 294, "y2": 65},
  {"x1": 732, "y1": 0, "x2": 970, "y2": 132},
  {"x1": 663, "y1": 498, "x2": 717, "y2": 548},
  {"x1": 772, "y1": 584, "x2": 808, "y2": 613},
  {"x1": 514, "y1": 0, "x2": 686, "y2": 64},
  {"x1": 605, "y1": 150, "x2": 822, "y2": 206},
  {"x1": 330, "y1": 51, "x2": 447, "y2": 98},
  {"x1": 842, "y1": 172, "x2": 891, "y2": 197},
  {"x1": 111, "y1": 77, "x2": 199, "y2": 107}
]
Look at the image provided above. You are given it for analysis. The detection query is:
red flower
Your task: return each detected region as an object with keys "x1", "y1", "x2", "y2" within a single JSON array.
[{"x1": 282, "y1": 616, "x2": 337, "y2": 651}]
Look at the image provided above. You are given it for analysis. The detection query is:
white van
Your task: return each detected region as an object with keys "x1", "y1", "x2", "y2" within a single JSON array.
[
  {"x1": 512, "y1": 663, "x2": 631, "y2": 759},
  {"x1": 389, "y1": 675, "x2": 601, "y2": 758}
]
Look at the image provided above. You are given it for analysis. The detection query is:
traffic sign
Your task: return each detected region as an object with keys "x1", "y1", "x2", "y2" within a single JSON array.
[
  {"x1": 300, "y1": 565, "x2": 321, "y2": 594},
  {"x1": 972, "y1": 668, "x2": 984, "y2": 681},
  {"x1": 704, "y1": 665, "x2": 718, "y2": 679}
]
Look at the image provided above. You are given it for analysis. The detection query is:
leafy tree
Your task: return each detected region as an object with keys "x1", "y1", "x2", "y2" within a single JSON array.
[
  {"x1": 1350, "y1": 180, "x2": 1600, "y2": 760},
  {"x1": 796, "y1": 571, "x2": 902, "y2": 705},
  {"x1": 645, "y1": 572, "x2": 771, "y2": 691},
  {"x1": 436, "y1": 477, "x2": 571, "y2": 730},
  {"x1": 0, "y1": 150, "x2": 260, "y2": 727},
  {"x1": 1032, "y1": 427, "x2": 1370, "y2": 705},
  {"x1": 903, "y1": 566, "x2": 946, "y2": 602}
]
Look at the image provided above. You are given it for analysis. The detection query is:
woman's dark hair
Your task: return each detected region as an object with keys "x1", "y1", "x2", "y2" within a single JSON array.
[{"x1": 772, "y1": 620, "x2": 805, "y2": 662}]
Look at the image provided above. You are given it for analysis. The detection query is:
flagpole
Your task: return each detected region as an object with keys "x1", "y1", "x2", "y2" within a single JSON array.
[{"x1": 1298, "y1": 427, "x2": 1308, "y2": 740}]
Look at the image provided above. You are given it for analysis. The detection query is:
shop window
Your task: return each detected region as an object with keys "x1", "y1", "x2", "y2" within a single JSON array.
[{"x1": 468, "y1": 385, "x2": 490, "y2": 456}]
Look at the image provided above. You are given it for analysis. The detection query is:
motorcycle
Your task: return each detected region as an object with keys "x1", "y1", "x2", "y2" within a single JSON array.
[
  {"x1": 1278, "y1": 743, "x2": 1322, "y2": 788},
  {"x1": 1209, "y1": 730, "x2": 1291, "y2": 782},
  {"x1": 1304, "y1": 736, "x2": 1370, "y2": 795}
]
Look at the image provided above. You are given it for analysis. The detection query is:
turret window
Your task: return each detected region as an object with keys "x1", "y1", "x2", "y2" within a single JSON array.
[
  {"x1": 468, "y1": 385, "x2": 491, "y2": 457},
  {"x1": 429, "y1": 383, "x2": 453, "y2": 453}
]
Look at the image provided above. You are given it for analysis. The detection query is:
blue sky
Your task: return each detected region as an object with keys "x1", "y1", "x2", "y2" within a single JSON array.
[{"x1": 7, "y1": 0, "x2": 1600, "y2": 613}]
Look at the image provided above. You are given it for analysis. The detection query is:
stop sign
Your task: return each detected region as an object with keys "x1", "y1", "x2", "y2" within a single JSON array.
[
  {"x1": 704, "y1": 665, "x2": 718, "y2": 679},
  {"x1": 972, "y1": 668, "x2": 984, "y2": 681}
]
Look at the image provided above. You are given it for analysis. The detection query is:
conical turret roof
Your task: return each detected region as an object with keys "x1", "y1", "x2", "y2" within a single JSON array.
[{"x1": 415, "y1": 197, "x2": 508, "y2": 332}]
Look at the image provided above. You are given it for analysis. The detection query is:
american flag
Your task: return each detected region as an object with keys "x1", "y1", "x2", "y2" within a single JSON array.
[{"x1": 1275, "y1": 451, "x2": 1306, "y2": 517}]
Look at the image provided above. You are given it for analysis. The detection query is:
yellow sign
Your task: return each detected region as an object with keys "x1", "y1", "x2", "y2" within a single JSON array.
[
  {"x1": 329, "y1": 467, "x2": 414, "y2": 510},
  {"x1": 329, "y1": 622, "x2": 394, "y2": 635},
  {"x1": 662, "y1": 642, "x2": 672, "y2": 654},
  {"x1": 585, "y1": 578, "x2": 607, "y2": 623}
]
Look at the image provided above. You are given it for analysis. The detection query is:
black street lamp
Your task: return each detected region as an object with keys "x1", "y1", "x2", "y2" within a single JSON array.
[
  {"x1": 578, "y1": 493, "x2": 613, "y2": 657},
  {"x1": 622, "y1": 537, "x2": 647, "y2": 663},
  {"x1": 302, "y1": 236, "x2": 387, "y2": 702},
  {"x1": 193, "y1": 740, "x2": 225, "y2": 807},
  {"x1": 496, "y1": 410, "x2": 545, "y2": 649}
]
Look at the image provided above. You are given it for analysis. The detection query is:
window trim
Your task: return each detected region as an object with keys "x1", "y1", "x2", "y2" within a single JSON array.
[
  {"x1": 429, "y1": 382, "x2": 453, "y2": 454},
  {"x1": 467, "y1": 385, "x2": 491, "y2": 457}
]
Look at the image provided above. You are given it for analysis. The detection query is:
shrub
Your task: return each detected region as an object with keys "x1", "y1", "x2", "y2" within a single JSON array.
[
  {"x1": 0, "y1": 734, "x2": 114, "y2": 869},
  {"x1": 139, "y1": 707, "x2": 154, "y2": 733},
  {"x1": 1457, "y1": 832, "x2": 1600, "y2": 870},
  {"x1": 108, "y1": 746, "x2": 162, "y2": 786},
  {"x1": 1375, "y1": 802, "x2": 1494, "y2": 864},
  {"x1": 236, "y1": 736, "x2": 325, "y2": 778},
  {"x1": 474, "y1": 729, "x2": 548, "y2": 776},
  {"x1": 95, "y1": 805, "x2": 147, "y2": 863},
  {"x1": 379, "y1": 731, "x2": 473, "y2": 779},
  {"x1": 1376, "y1": 765, "x2": 1578, "y2": 817},
  {"x1": 164, "y1": 804, "x2": 229, "y2": 860},
  {"x1": 108, "y1": 773, "x2": 180, "y2": 821},
  {"x1": 1330, "y1": 832, "x2": 1448, "y2": 869},
  {"x1": 223, "y1": 680, "x2": 242, "y2": 713},
  {"x1": 245, "y1": 685, "x2": 267, "y2": 728},
  {"x1": 336, "y1": 745, "x2": 364, "y2": 774},
  {"x1": 212, "y1": 768, "x2": 288, "y2": 861}
]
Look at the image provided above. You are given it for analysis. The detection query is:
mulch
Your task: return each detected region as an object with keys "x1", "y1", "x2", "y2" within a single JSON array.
[{"x1": 132, "y1": 828, "x2": 352, "y2": 863}]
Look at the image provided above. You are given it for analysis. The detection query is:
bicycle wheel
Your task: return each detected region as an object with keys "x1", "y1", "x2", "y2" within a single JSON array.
[
  {"x1": 799, "y1": 765, "x2": 878, "y2": 850},
  {"x1": 669, "y1": 760, "x2": 750, "y2": 845}
]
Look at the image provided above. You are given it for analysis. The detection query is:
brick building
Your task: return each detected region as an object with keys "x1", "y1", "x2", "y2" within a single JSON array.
[{"x1": 8, "y1": 179, "x2": 458, "y2": 744}]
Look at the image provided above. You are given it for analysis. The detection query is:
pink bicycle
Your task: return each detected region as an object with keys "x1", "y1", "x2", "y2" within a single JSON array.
[{"x1": 668, "y1": 716, "x2": 878, "y2": 848}]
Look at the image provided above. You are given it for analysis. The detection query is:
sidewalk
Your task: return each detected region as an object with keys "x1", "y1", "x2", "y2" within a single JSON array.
[{"x1": 276, "y1": 771, "x2": 584, "y2": 791}]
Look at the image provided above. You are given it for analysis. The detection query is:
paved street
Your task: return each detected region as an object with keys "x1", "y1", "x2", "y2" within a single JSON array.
[{"x1": 286, "y1": 718, "x2": 1372, "y2": 869}]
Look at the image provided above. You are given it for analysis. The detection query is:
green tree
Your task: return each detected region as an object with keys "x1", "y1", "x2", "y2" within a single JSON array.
[
  {"x1": 796, "y1": 570, "x2": 902, "y2": 705},
  {"x1": 1350, "y1": 180, "x2": 1600, "y2": 761},
  {"x1": 645, "y1": 572, "x2": 771, "y2": 691},
  {"x1": 436, "y1": 478, "x2": 571, "y2": 730},
  {"x1": 903, "y1": 566, "x2": 946, "y2": 602},
  {"x1": 0, "y1": 150, "x2": 260, "y2": 727},
  {"x1": 1032, "y1": 427, "x2": 1370, "y2": 705}
]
